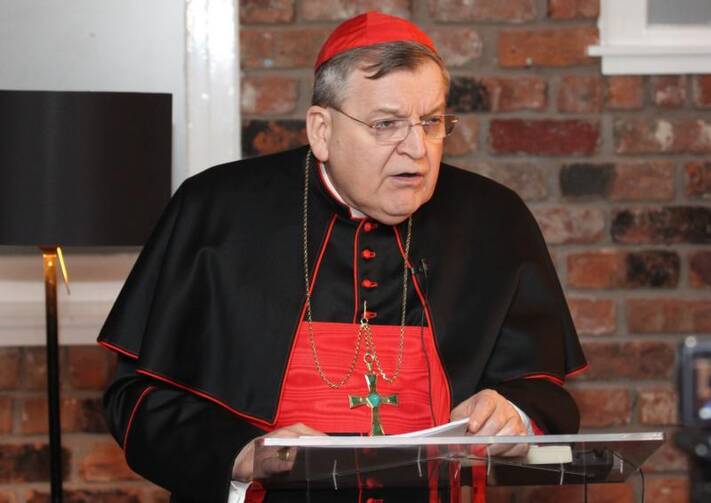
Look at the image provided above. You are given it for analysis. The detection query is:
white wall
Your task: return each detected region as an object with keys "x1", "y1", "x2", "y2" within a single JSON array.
[
  {"x1": 0, "y1": 0, "x2": 187, "y2": 186},
  {"x1": 0, "y1": 0, "x2": 240, "y2": 346}
]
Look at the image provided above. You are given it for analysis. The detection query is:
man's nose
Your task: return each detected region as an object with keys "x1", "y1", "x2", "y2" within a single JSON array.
[{"x1": 396, "y1": 123, "x2": 427, "y2": 159}]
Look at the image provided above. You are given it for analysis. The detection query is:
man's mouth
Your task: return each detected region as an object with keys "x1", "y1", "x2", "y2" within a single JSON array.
[{"x1": 394, "y1": 172, "x2": 420, "y2": 178}]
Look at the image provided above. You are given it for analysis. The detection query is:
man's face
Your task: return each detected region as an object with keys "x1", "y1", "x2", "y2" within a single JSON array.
[{"x1": 317, "y1": 60, "x2": 447, "y2": 225}]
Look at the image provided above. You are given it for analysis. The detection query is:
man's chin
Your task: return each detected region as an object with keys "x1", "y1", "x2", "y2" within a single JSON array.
[{"x1": 374, "y1": 205, "x2": 422, "y2": 226}]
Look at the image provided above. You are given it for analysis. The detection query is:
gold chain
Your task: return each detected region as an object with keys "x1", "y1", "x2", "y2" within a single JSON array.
[{"x1": 302, "y1": 150, "x2": 411, "y2": 388}]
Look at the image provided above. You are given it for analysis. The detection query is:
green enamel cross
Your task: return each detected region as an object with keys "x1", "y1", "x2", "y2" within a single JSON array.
[{"x1": 348, "y1": 372, "x2": 398, "y2": 436}]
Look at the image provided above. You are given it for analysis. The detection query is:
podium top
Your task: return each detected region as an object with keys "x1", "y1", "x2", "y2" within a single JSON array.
[
  {"x1": 256, "y1": 432, "x2": 665, "y2": 489},
  {"x1": 264, "y1": 431, "x2": 664, "y2": 448}
]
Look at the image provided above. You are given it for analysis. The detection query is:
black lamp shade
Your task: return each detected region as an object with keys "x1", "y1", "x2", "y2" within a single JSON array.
[{"x1": 0, "y1": 90, "x2": 172, "y2": 246}]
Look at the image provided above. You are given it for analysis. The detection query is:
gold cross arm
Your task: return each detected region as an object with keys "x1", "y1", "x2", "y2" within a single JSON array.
[{"x1": 348, "y1": 373, "x2": 398, "y2": 436}]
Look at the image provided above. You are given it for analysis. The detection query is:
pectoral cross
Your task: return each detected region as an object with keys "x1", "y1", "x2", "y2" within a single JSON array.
[{"x1": 348, "y1": 356, "x2": 398, "y2": 436}]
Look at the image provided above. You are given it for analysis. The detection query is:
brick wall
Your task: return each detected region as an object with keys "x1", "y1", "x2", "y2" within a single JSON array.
[
  {"x1": 0, "y1": 346, "x2": 169, "y2": 502},
  {"x1": 2, "y1": 0, "x2": 709, "y2": 501},
  {"x1": 240, "y1": 0, "x2": 709, "y2": 501}
]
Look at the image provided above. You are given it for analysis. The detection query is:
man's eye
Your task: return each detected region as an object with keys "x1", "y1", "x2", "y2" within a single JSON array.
[
  {"x1": 422, "y1": 116, "x2": 443, "y2": 126},
  {"x1": 372, "y1": 120, "x2": 401, "y2": 130}
]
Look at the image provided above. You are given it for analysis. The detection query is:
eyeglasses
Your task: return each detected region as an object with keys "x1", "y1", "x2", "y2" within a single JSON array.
[{"x1": 330, "y1": 107, "x2": 458, "y2": 144}]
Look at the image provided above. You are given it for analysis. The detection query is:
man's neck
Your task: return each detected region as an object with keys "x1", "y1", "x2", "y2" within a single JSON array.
[{"x1": 319, "y1": 162, "x2": 366, "y2": 219}]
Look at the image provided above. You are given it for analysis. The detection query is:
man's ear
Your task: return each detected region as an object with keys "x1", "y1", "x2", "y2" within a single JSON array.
[{"x1": 306, "y1": 105, "x2": 331, "y2": 162}]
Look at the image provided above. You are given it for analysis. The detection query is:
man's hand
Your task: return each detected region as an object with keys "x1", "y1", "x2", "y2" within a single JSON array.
[
  {"x1": 451, "y1": 389, "x2": 529, "y2": 457},
  {"x1": 232, "y1": 423, "x2": 325, "y2": 482}
]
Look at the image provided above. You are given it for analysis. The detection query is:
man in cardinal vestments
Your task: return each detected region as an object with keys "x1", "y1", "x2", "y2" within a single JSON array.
[{"x1": 99, "y1": 11, "x2": 587, "y2": 503}]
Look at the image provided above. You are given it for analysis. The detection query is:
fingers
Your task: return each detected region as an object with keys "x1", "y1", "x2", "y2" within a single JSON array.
[
  {"x1": 281, "y1": 422, "x2": 326, "y2": 437},
  {"x1": 258, "y1": 445, "x2": 298, "y2": 475},
  {"x1": 461, "y1": 390, "x2": 522, "y2": 436},
  {"x1": 453, "y1": 389, "x2": 531, "y2": 458},
  {"x1": 254, "y1": 423, "x2": 326, "y2": 478}
]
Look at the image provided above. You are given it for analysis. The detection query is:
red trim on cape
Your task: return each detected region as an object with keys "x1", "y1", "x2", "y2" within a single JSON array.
[
  {"x1": 352, "y1": 219, "x2": 366, "y2": 323},
  {"x1": 522, "y1": 362, "x2": 589, "y2": 387},
  {"x1": 523, "y1": 373, "x2": 564, "y2": 386},
  {"x1": 99, "y1": 340, "x2": 138, "y2": 359},
  {"x1": 566, "y1": 363, "x2": 589, "y2": 378},
  {"x1": 123, "y1": 385, "x2": 155, "y2": 449},
  {"x1": 135, "y1": 368, "x2": 273, "y2": 430}
]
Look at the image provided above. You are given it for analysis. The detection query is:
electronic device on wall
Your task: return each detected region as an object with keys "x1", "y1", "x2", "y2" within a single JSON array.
[{"x1": 675, "y1": 336, "x2": 711, "y2": 503}]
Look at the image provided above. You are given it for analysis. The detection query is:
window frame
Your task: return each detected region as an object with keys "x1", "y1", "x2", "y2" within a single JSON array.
[{"x1": 588, "y1": 0, "x2": 711, "y2": 74}]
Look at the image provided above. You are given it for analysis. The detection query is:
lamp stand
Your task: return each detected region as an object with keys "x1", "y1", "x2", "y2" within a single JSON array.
[{"x1": 41, "y1": 247, "x2": 63, "y2": 503}]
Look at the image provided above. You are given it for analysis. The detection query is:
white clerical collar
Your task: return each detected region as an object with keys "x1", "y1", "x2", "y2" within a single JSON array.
[{"x1": 319, "y1": 161, "x2": 366, "y2": 219}]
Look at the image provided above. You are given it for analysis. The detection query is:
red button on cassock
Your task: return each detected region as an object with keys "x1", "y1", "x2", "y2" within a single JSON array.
[
  {"x1": 363, "y1": 222, "x2": 378, "y2": 232},
  {"x1": 361, "y1": 279, "x2": 378, "y2": 288},
  {"x1": 361, "y1": 248, "x2": 376, "y2": 260},
  {"x1": 364, "y1": 310, "x2": 377, "y2": 320}
]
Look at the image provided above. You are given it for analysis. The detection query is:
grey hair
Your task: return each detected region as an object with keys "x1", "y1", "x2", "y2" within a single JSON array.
[{"x1": 311, "y1": 41, "x2": 450, "y2": 108}]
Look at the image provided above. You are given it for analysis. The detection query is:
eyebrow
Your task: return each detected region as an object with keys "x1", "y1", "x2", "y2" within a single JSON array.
[{"x1": 370, "y1": 103, "x2": 447, "y2": 119}]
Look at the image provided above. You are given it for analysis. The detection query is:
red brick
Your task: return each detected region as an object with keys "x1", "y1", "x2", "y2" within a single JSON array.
[
  {"x1": 638, "y1": 387, "x2": 678, "y2": 426},
  {"x1": 443, "y1": 115, "x2": 478, "y2": 156},
  {"x1": 646, "y1": 477, "x2": 689, "y2": 503},
  {"x1": 429, "y1": 28, "x2": 483, "y2": 68},
  {"x1": 580, "y1": 341, "x2": 675, "y2": 380},
  {"x1": 489, "y1": 119, "x2": 599, "y2": 156},
  {"x1": 242, "y1": 119, "x2": 307, "y2": 157},
  {"x1": 644, "y1": 439, "x2": 688, "y2": 473},
  {"x1": 570, "y1": 388, "x2": 632, "y2": 428},
  {"x1": 652, "y1": 75, "x2": 687, "y2": 108},
  {"x1": 0, "y1": 348, "x2": 20, "y2": 389},
  {"x1": 448, "y1": 76, "x2": 547, "y2": 113},
  {"x1": 20, "y1": 397, "x2": 106, "y2": 434},
  {"x1": 498, "y1": 27, "x2": 599, "y2": 68},
  {"x1": 685, "y1": 160, "x2": 711, "y2": 198},
  {"x1": 627, "y1": 298, "x2": 711, "y2": 333},
  {"x1": 26, "y1": 490, "x2": 143, "y2": 503},
  {"x1": 241, "y1": 76, "x2": 298, "y2": 115},
  {"x1": 428, "y1": 0, "x2": 535, "y2": 22},
  {"x1": 567, "y1": 251, "x2": 624, "y2": 288},
  {"x1": 240, "y1": 28, "x2": 330, "y2": 69},
  {"x1": 22, "y1": 347, "x2": 49, "y2": 391},
  {"x1": 557, "y1": 75, "x2": 604, "y2": 113},
  {"x1": 548, "y1": 0, "x2": 599, "y2": 19},
  {"x1": 609, "y1": 161, "x2": 675, "y2": 201},
  {"x1": 612, "y1": 206, "x2": 711, "y2": 244},
  {"x1": 521, "y1": 484, "x2": 633, "y2": 503},
  {"x1": 0, "y1": 443, "x2": 70, "y2": 483},
  {"x1": 615, "y1": 118, "x2": 711, "y2": 154},
  {"x1": 464, "y1": 161, "x2": 548, "y2": 201},
  {"x1": 533, "y1": 207, "x2": 604, "y2": 245},
  {"x1": 559, "y1": 162, "x2": 613, "y2": 198},
  {"x1": 568, "y1": 250, "x2": 679, "y2": 289},
  {"x1": 605, "y1": 76, "x2": 644, "y2": 110},
  {"x1": 240, "y1": 0, "x2": 295, "y2": 24},
  {"x1": 481, "y1": 76, "x2": 547, "y2": 112},
  {"x1": 67, "y1": 345, "x2": 114, "y2": 390},
  {"x1": 80, "y1": 441, "x2": 141, "y2": 482},
  {"x1": 302, "y1": 0, "x2": 411, "y2": 21},
  {"x1": 568, "y1": 298, "x2": 616, "y2": 335},
  {"x1": 690, "y1": 251, "x2": 711, "y2": 287},
  {"x1": 693, "y1": 75, "x2": 711, "y2": 107},
  {"x1": 560, "y1": 161, "x2": 674, "y2": 201},
  {"x1": 0, "y1": 396, "x2": 12, "y2": 434}
]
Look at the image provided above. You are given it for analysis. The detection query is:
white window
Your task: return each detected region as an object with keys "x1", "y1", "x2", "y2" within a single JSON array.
[{"x1": 588, "y1": 0, "x2": 711, "y2": 74}]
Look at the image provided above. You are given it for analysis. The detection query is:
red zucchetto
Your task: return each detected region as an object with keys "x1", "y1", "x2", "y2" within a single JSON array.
[{"x1": 314, "y1": 11, "x2": 438, "y2": 71}]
